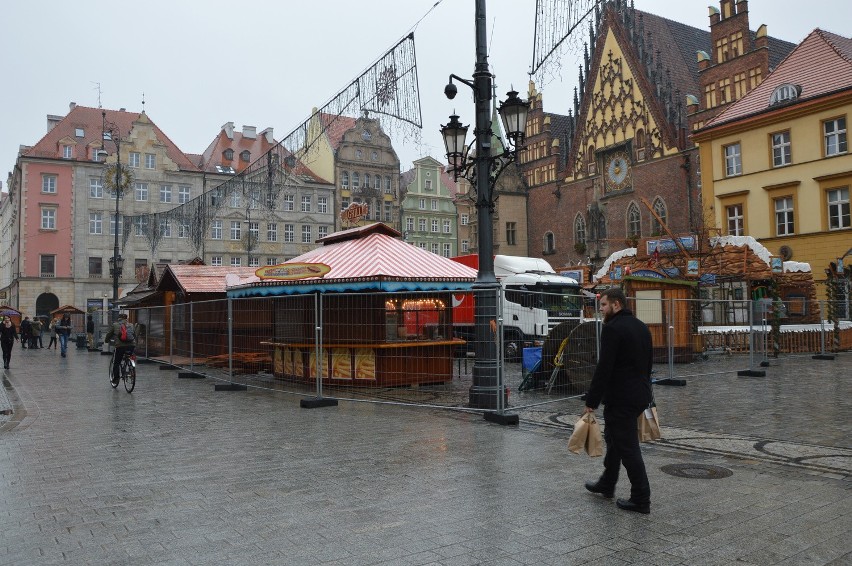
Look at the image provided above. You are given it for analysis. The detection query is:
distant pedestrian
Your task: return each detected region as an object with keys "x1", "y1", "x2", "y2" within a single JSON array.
[
  {"x1": 30, "y1": 317, "x2": 43, "y2": 349},
  {"x1": 86, "y1": 314, "x2": 95, "y2": 349},
  {"x1": 0, "y1": 316, "x2": 18, "y2": 369},
  {"x1": 56, "y1": 314, "x2": 72, "y2": 358},
  {"x1": 20, "y1": 316, "x2": 31, "y2": 350},
  {"x1": 47, "y1": 317, "x2": 58, "y2": 350},
  {"x1": 583, "y1": 287, "x2": 653, "y2": 515}
]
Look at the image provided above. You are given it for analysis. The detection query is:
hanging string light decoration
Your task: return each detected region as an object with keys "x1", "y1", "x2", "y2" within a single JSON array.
[
  {"x1": 122, "y1": 33, "x2": 421, "y2": 257},
  {"x1": 532, "y1": 0, "x2": 600, "y2": 87}
]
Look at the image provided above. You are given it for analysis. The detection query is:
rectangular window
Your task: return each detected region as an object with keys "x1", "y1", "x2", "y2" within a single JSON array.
[
  {"x1": 827, "y1": 188, "x2": 850, "y2": 230},
  {"x1": 267, "y1": 222, "x2": 278, "y2": 242},
  {"x1": 443, "y1": 220, "x2": 451, "y2": 234},
  {"x1": 284, "y1": 224, "x2": 294, "y2": 243},
  {"x1": 301, "y1": 225, "x2": 312, "y2": 243},
  {"x1": 90, "y1": 178, "x2": 103, "y2": 198},
  {"x1": 301, "y1": 195, "x2": 312, "y2": 212},
  {"x1": 230, "y1": 221, "x2": 241, "y2": 240},
  {"x1": 135, "y1": 182, "x2": 148, "y2": 201},
  {"x1": 230, "y1": 191, "x2": 241, "y2": 208},
  {"x1": 210, "y1": 188, "x2": 223, "y2": 207},
  {"x1": 317, "y1": 196, "x2": 328, "y2": 214},
  {"x1": 718, "y1": 78, "x2": 731, "y2": 104},
  {"x1": 824, "y1": 117, "x2": 847, "y2": 156},
  {"x1": 431, "y1": 219, "x2": 439, "y2": 233},
  {"x1": 748, "y1": 67, "x2": 762, "y2": 89},
  {"x1": 109, "y1": 215, "x2": 123, "y2": 236},
  {"x1": 249, "y1": 257, "x2": 260, "y2": 268},
  {"x1": 506, "y1": 222, "x2": 517, "y2": 245},
  {"x1": 431, "y1": 199, "x2": 438, "y2": 211},
  {"x1": 178, "y1": 185, "x2": 191, "y2": 204},
  {"x1": 40, "y1": 255, "x2": 55, "y2": 277},
  {"x1": 772, "y1": 131, "x2": 791, "y2": 167},
  {"x1": 211, "y1": 256, "x2": 222, "y2": 266},
  {"x1": 145, "y1": 153, "x2": 156, "y2": 169},
  {"x1": 283, "y1": 194, "x2": 294, "y2": 211},
  {"x1": 211, "y1": 220, "x2": 222, "y2": 239},
  {"x1": 431, "y1": 243, "x2": 439, "y2": 254},
  {"x1": 418, "y1": 242, "x2": 427, "y2": 250},
  {"x1": 443, "y1": 243, "x2": 451, "y2": 257},
  {"x1": 134, "y1": 216, "x2": 148, "y2": 236},
  {"x1": 231, "y1": 257, "x2": 242, "y2": 267},
  {"x1": 159, "y1": 219, "x2": 171, "y2": 237},
  {"x1": 726, "y1": 204, "x2": 744, "y2": 236},
  {"x1": 62, "y1": 145, "x2": 73, "y2": 159},
  {"x1": 128, "y1": 152, "x2": 140, "y2": 168},
  {"x1": 266, "y1": 257, "x2": 278, "y2": 266},
  {"x1": 42, "y1": 175, "x2": 57, "y2": 194},
  {"x1": 724, "y1": 143, "x2": 742, "y2": 177},
  {"x1": 341, "y1": 198, "x2": 350, "y2": 210},
  {"x1": 88, "y1": 257, "x2": 102, "y2": 277},
  {"x1": 775, "y1": 197, "x2": 794, "y2": 236},
  {"x1": 318, "y1": 226, "x2": 329, "y2": 239},
  {"x1": 37, "y1": 206, "x2": 55, "y2": 230},
  {"x1": 461, "y1": 214, "x2": 469, "y2": 226},
  {"x1": 160, "y1": 185, "x2": 172, "y2": 203},
  {"x1": 89, "y1": 212, "x2": 103, "y2": 234},
  {"x1": 406, "y1": 217, "x2": 414, "y2": 232},
  {"x1": 734, "y1": 72, "x2": 747, "y2": 100},
  {"x1": 419, "y1": 218, "x2": 427, "y2": 232},
  {"x1": 419, "y1": 198, "x2": 426, "y2": 210},
  {"x1": 461, "y1": 240, "x2": 469, "y2": 253},
  {"x1": 178, "y1": 222, "x2": 190, "y2": 238},
  {"x1": 385, "y1": 177, "x2": 392, "y2": 193},
  {"x1": 384, "y1": 202, "x2": 391, "y2": 222},
  {"x1": 425, "y1": 180, "x2": 432, "y2": 191},
  {"x1": 248, "y1": 221, "x2": 259, "y2": 241}
]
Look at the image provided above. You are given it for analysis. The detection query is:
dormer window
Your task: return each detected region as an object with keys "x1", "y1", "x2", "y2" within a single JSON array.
[
  {"x1": 769, "y1": 84, "x2": 801, "y2": 106},
  {"x1": 240, "y1": 150, "x2": 251, "y2": 162},
  {"x1": 62, "y1": 145, "x2": 72, "y2": 159},
  {"x1": 223, "y1": 148, "x2": 234, "y2": 161}
]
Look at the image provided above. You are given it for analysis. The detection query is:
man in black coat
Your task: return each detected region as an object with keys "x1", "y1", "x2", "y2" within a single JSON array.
[{"x1": 583, "y1": 287, "x2": 653, "y2": 514}]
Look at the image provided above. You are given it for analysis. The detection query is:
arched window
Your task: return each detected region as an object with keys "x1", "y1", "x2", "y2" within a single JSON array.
[
  {"x1": 544, "y1": 232, "x2": 556, "y2": 254},
  {"x1": 364, "y1": 173, "x2": 371, "y2": 189},
  {"x1": 240, "y1": 150, "x2": 251, "y2": 162},
  {"x1": 627, "y1": 202, "x2": 641, "y2": 238},
  {"x1": 223, "y1": 148, "x2": 234, "y2": 161},
  {"x1": 352, "y1": 172, "x2": 360, "y2": 189},
  {"x1": 374, "y1": 175, "x2": 381, "y2": 190},
  {"x1": 341, "y1": 171, "x2": 349, "y2": 188},
  {"x1": 635, "y1": 129, "x2": 646, "y2": 160},
  {"x1": 574, "y1": 214, "x2": 586, "y2": 244},
  {"x1": 651, "y1": 197, "x2": 667, "y2": 235},
  {"x1": 587, "y1": 145, "x2": 596, "y2": 174}
]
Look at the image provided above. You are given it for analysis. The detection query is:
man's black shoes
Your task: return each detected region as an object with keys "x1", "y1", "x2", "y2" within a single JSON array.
[
  {"x1": 584, "y1": 480, "x2": 614, "y2": 498},
  {"x1": 616, "y1": 498, "x2": 650, "y2": 514}
]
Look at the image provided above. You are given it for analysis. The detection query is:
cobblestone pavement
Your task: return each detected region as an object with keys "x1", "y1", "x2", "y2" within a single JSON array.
[{"x1": 1, "y1": 346, "x2": 850, "y2": 565}]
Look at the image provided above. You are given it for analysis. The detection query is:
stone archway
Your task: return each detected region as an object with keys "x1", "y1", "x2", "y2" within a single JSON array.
[{"x1": 35, "y1": 293, "x2": 59, "y2": 318}]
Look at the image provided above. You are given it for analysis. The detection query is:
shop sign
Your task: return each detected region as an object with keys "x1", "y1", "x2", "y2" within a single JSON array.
[
  {"x1": 340, "y1": 202, "x2": 369, "y2": 223},
  {"x1": 255, "y1": 263, "x2": 331, "y2": 280},
  {"x1": 631, "y1": 269, "x2": 666, "y2": 279},
  {"x1": 646, "y1": 235, "x2": 698, "y2": 256}
]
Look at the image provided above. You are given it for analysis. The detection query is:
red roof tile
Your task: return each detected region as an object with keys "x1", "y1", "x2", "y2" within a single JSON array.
[
  {"x1": 703, "y1": 29, "x2": 852, "y2": 129},
  {"x1": 164, "y1": 265, "x2": 258, "y2": 294},
  {"x1": 320, "y1": 112, "x2": 357, "y2": 150},
  {"x1": 23, "y1": 105, "x2": 198, "y2": 171}
]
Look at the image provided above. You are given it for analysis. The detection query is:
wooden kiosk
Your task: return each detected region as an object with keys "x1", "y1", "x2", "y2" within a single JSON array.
[{"x1": 228, "y1": 223, "x2": 477, "y2": 387}]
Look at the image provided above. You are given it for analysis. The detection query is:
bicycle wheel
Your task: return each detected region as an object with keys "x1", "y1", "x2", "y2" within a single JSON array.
[
  {"x1": 123, "y1": 358, "x2": 136, "y2": 393},
  {"x1": 109, "y1": 353, "x2": 119, "y2": 388}
]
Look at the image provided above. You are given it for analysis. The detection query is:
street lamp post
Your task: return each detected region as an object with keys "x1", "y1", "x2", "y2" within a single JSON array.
[
  {"x1": 102, "y1": 111, "x2": 124, "y2": 325},
  {"x1": 440, "y1": 0, "x2": 529, "y2": 412}
]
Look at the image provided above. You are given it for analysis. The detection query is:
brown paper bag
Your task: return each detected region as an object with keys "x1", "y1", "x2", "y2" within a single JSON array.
[
  {"x1": 638, "y1": 405, "x2": 662, "y2": 442},
  {"x1": 568, "y1": 413, "x2": 603, "y2": 457}
]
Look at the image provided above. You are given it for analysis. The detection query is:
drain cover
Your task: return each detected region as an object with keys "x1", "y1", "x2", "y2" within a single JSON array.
[{"x1": 660, "y1": 463, "x2": 733, "y2": 479}]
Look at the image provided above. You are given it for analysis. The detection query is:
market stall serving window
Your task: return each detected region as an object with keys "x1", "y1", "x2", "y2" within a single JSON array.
[
  {"x1": 385, "y1": 296, "x2": 450, "y2": 341},
  {"x1": 634, "y1": 290, "x2": 663, "y2": 325}
]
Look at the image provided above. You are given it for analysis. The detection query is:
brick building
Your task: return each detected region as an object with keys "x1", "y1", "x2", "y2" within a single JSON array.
[{"x1": 522, "y1": 0, "x2": 793, "y2": 278}]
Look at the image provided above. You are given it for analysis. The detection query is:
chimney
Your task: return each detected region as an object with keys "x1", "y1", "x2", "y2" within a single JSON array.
[
  {"x1": 221, "y1": 121, "x2": 235, "y2": 139},
  {"x1": 69, "y1": 102, "x2": 77, "y2": 112},
  {"x1": 697, "y1": 50, "x2": 711, "y2": 71},
  {"x1": 260, "y1": 127, "x2": 274, "y2": 143},
  {"x1": 754, "y1": 24, "x2": 768, "y2": 49},
  {"x1": 242, "y1": 126, "x2": 257, "y2": 139},
  {"x1": 46, "y1": 114, "x2": 63, "y2": 133},
  {"x1": 709, "y1": 5, "x2": 720, "y2": 26}
]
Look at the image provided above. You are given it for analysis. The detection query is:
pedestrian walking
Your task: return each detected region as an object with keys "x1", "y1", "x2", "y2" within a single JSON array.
[
  {"x1": 86, "y1": 314, "x2": 95, "y2": 349},
  {"x1": 56, "y1": 314, "x2": 72, "y2": 358},
  {"x1": 20, "y1": 316, "x2": 31, "y2": 350},
  {"x1": 30, "y1": 317, "x2": 43, "y2": 349},
  {"x1": 583, "y1": 287, "x2": 653, "y2": 514},
  {"x1": 47, "y1": 317, "x2": 58, "y2": 350},
  {"x1": 1, "y1": 316, "x2": 18, "y2": 369}
]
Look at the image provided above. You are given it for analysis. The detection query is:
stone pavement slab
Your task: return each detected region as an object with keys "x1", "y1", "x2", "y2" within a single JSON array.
[{"x1": 0, "y1": 346, "x2": 850, "y2": 565}]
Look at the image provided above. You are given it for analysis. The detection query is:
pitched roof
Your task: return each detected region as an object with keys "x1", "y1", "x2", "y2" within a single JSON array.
[
  {"x1": 702, "y1": 29, "x2": 852, "y2": 129},
  {"x1": 162, "y1": 265, "x2": 258, "y2": 294},
  {"x1": 319, "y1": 112, "x2": 358, "y2": 150},
  {"x1": 198, "y1": 126, "x2": 278, "y2": 174},
  {"x1": 23, "y1": 105, "x2": 198, "y2": 171}
]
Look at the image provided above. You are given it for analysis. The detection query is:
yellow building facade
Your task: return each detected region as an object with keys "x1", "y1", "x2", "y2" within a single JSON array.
[{"x1": 694, "y1": 29, "x2": 852, "y2": 298}]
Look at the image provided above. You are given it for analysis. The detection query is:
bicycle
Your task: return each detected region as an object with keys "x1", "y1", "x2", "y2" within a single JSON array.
[{"x1": 108, "y1": 345, "x2": 136, "y2": 393}]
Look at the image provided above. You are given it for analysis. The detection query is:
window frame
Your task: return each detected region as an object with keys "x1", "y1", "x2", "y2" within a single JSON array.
[
  {"x1": 230, "y1": 221, "x2": 241, "y2": 240},
  {"x1": 823, "y1": 116, "x2": 848, "y2": 157},
  {"x1": 145, "y1": 153, "x2": 156, "y2": 169},
  {"x1": 723, "y1": 142, "x2": 742, "y2": 177},
  {"x1": 770, "y1": 130, "x2": 792, "y2": 168},
  {"x1": 128, "y1": 152, "x2": 140, "y2": 168},
  {"x1": 42, "y1": 174, "x2": 57, "y2": 194},
  {"x1": 826, "y1": 187, "x2": 851, "y2": 231}
]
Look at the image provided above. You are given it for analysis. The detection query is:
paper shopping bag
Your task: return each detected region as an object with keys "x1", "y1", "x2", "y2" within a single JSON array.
[
  {"x1": 638, "y1": 404, "x2": 662, "y2": 442},
  {"x1": 568, "y1": 413, "x2": 603, "y2": 457}
]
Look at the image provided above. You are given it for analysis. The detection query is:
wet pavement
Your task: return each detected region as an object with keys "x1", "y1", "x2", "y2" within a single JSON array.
[{"x1": 1, "y1": 345, "x2": 850, "y2": 565}]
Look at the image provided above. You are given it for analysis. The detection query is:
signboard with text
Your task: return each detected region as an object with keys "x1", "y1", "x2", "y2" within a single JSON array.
[{"x1": 255, "y1": 263, "x2": 331, "y2": 281}]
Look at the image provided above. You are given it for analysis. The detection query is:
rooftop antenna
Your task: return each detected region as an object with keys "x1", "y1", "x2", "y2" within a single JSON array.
[
  {"x1": 92, "y1": 81, "x2": 102, "y2": 108},
  {"x1": 142, "y1": 92, "x2": 145, "y2": 113}
]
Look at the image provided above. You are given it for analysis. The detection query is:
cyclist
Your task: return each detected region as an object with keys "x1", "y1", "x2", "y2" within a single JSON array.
[{"x1": 104, "y1": 312, "x2": 137, "y2": 386}]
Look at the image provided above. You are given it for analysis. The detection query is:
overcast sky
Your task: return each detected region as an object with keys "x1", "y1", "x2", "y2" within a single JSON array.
[{"x1": 1, "y1": 0, "x2": 847, "y2": 187}]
